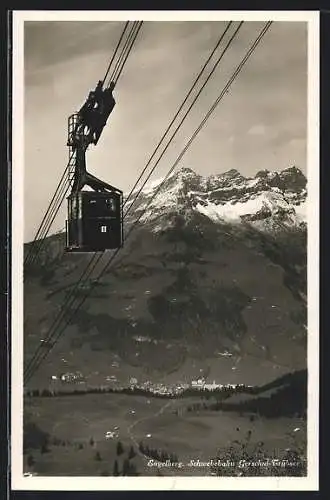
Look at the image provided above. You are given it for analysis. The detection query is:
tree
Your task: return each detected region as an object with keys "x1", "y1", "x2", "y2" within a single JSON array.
[
  {"x1": 40, "y1": 443, "x2": 49, "y2": 454},
  {"x1": 122, "y1": 458, "x2": 130, "y2": 476},
  {"x1": 128, "y1": 445, "x2": 136, "y2": 460},
  {"x1": 113, "y1": 460, "x2": 120, "y2": 476},
  {"x1": 116, "y1": 441, "x2": 124, "y2": 456},
  {"x1": 94, "y1": 451, "x2": 102, "y2": 461},
  {"x1": 27, "y1": 454, "x2": 35, "y2": 467},
  {"x1": 122, "y1": 458, "x2": 138, "y2": 476}
]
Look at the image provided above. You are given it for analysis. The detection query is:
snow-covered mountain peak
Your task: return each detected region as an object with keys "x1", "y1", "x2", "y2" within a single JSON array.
[{"x1": 129, "y1": 166, "x2": 307, "y2": 232}]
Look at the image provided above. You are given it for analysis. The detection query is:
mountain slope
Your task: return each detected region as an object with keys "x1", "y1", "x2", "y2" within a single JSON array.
[{"x1": 24, "y1": 166, "x2": 307, "y2": 388}]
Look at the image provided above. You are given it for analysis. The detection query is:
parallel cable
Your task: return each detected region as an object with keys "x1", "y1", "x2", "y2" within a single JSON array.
[
  {"x1": 25, "y1": 22, "x2": 272, "y2": 384},
  {"x1": 124, "y1": 21, "x2": 233, "y2": 206},
  {"x1": 27, "y1": 174, "x2": 71, "y2": 268},
  {"x1": 102, "y1": 21, "x2": 130, "y2": 87},
  {"x1": 124, "y1": 21, "x2": 244, "y2": 218},
  {"x1": 24, "y1": 256, "x2": 104, "y2": 381},
  {"x1": 163, "y1": 21, "x2": 273, "y2": 186},
  {"x1": 108, "y1": 22, "x2": 139, "y2": 85},
  {"x1": 27, "y1": 150, "x2": 79, "y2": 269},
  {"x1": 24, "y1": 153, "x2": 73, "y2": 269}
]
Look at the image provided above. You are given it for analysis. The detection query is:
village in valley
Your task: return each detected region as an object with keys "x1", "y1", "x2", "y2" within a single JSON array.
[{"x1": 39, "y1": 366, "x2": 252, "y2": 398}]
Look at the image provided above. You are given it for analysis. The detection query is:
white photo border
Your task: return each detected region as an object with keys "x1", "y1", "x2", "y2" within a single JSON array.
[{"x1": 11, "y1": 9, "x2": 320, "y2": 491}]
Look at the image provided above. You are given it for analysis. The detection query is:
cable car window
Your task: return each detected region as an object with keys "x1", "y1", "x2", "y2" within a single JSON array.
[
  {"x1": 71, "y1": 197, "x2": 77, "y2": 217},
  {"x1": 105, "y1": 198, "x2": 116, "y2": 211},
  {"x1": 78, "y1": 195, "x2": 83, "y2": 219},
  {"x1": 100, "y1": 226, "x2": 107, "y2": 233}
]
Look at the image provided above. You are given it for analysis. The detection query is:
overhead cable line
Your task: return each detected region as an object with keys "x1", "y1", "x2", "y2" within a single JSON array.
[
  {"x1": 24, "y1": 151, "x2": 74, "y2": 268},
  {"x1": 102, "y1": 21, "x2": 130, "y2": 87},
  {"x1": 124, "y1": 21, "x2": 244, "y2": 219},
  {"x1": 112, "y1": 22, "x2": 143, "y2": 85},
  {"x1": 124, "y1": 20, "x2": 233, "y2": 209},
  {"x1": 26, "y1": 169, "x2": 73, "y2": 268},
  {"x1": 24, "y1": 21, "x2": 272, "y2": 385},
  {"x1": 108, "y1": 22, "x2": 139, "y2": 84}
]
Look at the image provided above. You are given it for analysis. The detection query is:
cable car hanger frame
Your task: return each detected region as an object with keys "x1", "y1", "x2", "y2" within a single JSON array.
[{"x1": 65, "y1": 78, "x2": 123, "y2": 253}]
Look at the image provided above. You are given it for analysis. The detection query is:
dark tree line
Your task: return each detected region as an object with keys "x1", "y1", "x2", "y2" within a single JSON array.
[
  {"x1": 25, "y1": 383, "x2": 253, "y2": 400},
  {"x1": 187, "y1": 370, "x2": 307, "y2": 419},
  {"x1": 208, "y1": 380, "x2": 307, "y2": 419},
  {"x1": 25, "y1": 386, "x2": 173, "y2": 399}
]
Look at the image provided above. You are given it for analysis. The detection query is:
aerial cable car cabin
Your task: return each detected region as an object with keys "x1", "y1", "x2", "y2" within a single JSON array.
[{"x1": 65, "y1": 80, "x2": 123, "y2": 253}]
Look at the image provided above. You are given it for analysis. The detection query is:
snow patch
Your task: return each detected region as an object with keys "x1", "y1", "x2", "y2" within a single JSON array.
[
  {"x1": 140, "y1": 177, "x2": 164, "y2": 194},
  {"x1": 195, "y1": 190, "x2": 306, "y2": 225},
  {"x1": 196, "y1": 192, "x2": 279, "y2": 221}
]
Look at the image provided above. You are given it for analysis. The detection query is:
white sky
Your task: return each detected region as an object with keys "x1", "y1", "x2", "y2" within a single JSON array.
[{"x1": 24, "y1": 20, "x2": 307, "y2": 241}]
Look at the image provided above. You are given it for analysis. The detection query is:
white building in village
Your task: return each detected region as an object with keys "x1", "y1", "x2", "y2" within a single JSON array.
[
  {"x1": 191, "y1": 377, "x2": 205, "y2": 388},
  {"x1": 190, "y1": 378, "x2": 251, "y2": 392},
  {"x1": 203, "y1": 380, "x2": 224, "y2": 391}
]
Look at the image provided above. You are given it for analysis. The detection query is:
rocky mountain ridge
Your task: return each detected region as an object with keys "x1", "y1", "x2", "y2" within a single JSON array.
[{"x1": 126, "y1": 165, "x2": 306, "y2": 233}]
